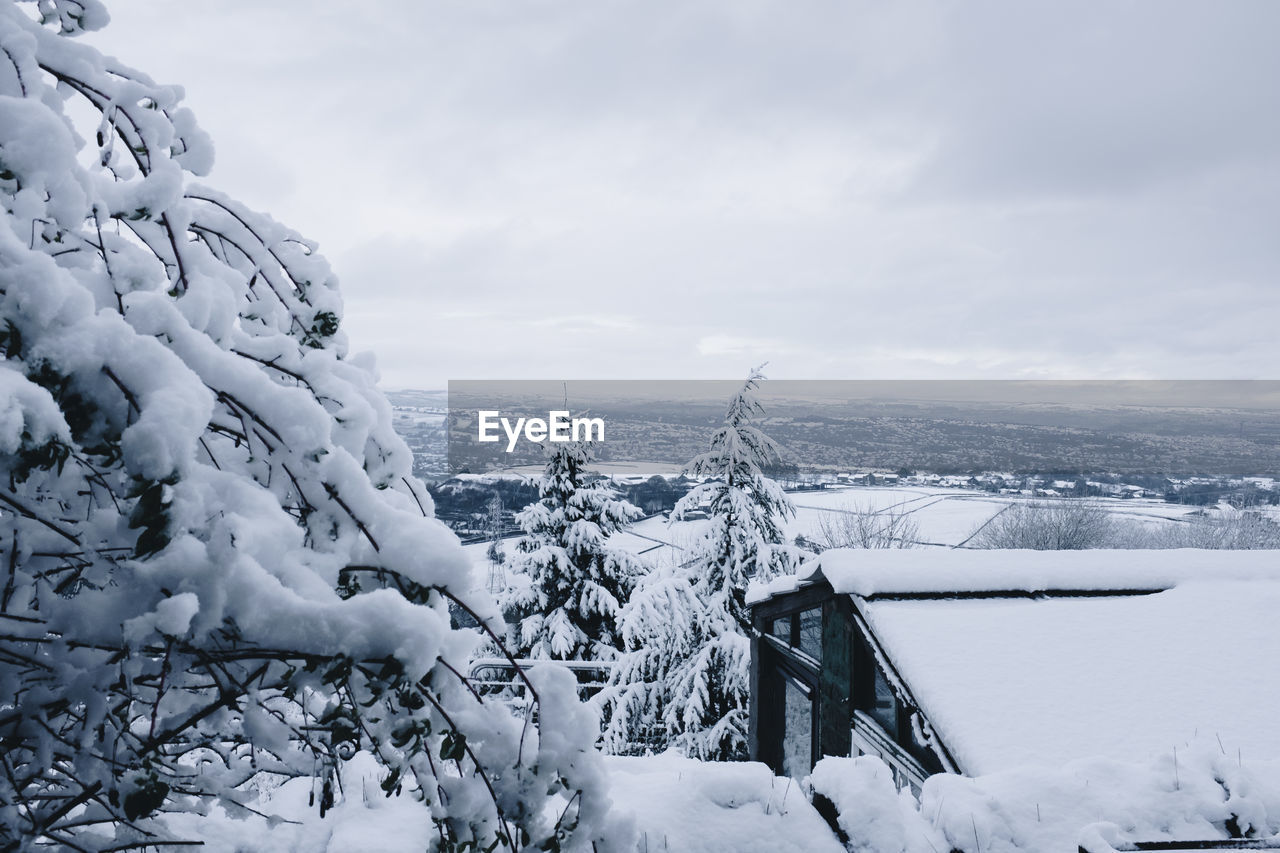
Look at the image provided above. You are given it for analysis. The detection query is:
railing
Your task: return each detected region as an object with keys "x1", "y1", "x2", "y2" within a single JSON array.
[{"x1": 466, "y1": 657, "x2": 615, "y2": 704}]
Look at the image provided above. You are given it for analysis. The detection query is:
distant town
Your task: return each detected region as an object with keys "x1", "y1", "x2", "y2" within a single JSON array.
[{"x1": 385, "y1": 390, "x2": 1279, "y2": 541}]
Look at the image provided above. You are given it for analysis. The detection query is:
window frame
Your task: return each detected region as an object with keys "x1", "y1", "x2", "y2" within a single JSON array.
[
  {"x1": 751, "y1": 580, "x2": 957, "y2": 779},
  {"x1": 751, "y1": 582, "x2": 843, "y2": 775}
]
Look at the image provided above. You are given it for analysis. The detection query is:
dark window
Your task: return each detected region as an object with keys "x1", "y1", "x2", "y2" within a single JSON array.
[
  {"x1": 871, "y1": 665, "x2": 897, "y2": 734},
  {"x1": 782, "y1": 678, "x2": 813, "y2": 778},
  {"x1": 904, "y1": 711, "x2": 944, "y2": 774},
  {"x1": 750, "y1": 587, "x2": 844, "y2": 776},
  {"x1": 798, "y1": 608, "x2": 822, "y2": 661}
]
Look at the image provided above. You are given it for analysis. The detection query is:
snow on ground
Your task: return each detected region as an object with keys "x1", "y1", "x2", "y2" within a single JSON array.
[
  {"x1": 163, "y1": 752, "x2": 437, "y2": 852},
  {"x1": 783, "y1": 487, "x2": 1009, "y2": 547},
  {"x1": 814, "y1": 746, "x2": 1280, "y2": 852},
  {"x1": 866, "y1": 494, "x2": 1011, "y2": 546},
  {"x1": 462, "y1": 538, "x2": 505, "y2": 583},
  {"x1": 605, "y1": 515, "x2": 710, "y2": 568},
  {"x1": 648, "y1": 485, "x2": 1016, "y2": 553},
  {"x1": 785, "y1": 487, "x2": 939, "y2": 513},
  {"x1": 167, "y1": 745, "x2": 1280, "y2": 851},
  {"x1": 697, "y1": 486, "x2": 1196, "y2": 552},
  {"x1": 497, "y1": 461, "x2": 687, "y2": 481},
  {"x1": 783, "y1": 486, "x2": 1204, "y2": 547},
  {"x1": 165, "y1": 751, "x2": 845, "y2": 852},
  {"x1": 1101, "y1": 501, "x2": 1207, "y2": 522},
  {"x1": 604, "y1": 752, "x2": 844, "y2": 853}
]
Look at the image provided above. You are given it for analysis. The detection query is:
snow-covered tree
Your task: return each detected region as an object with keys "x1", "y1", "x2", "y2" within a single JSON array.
[
  {"x1": 502, "y1": 441, "x2": 646, "y2": 661},
  {"x1": 674, "y1": 366, "x2": 798, "y2": 604},
  {"x1": 0, "y1": 3, "x2": 608, "y2": 849},
  {"x1": 601, "y1": 367, "x2": 796, "y2": 760}
]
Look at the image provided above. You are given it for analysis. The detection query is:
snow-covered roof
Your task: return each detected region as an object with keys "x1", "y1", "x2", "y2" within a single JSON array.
[
  {"x1": 749, "y1": 549, "x2": 1280, "y2": 774},
  {"x1": 866, "y1": 579, "x2": 1280, "y2": 774},
  {"x1": 747, "y1": 547, "x2": 1280, "y2": 602}
]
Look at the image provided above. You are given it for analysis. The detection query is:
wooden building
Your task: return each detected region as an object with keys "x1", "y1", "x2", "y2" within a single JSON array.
[{"x1": 748, "y1": 548, "x2": 1280, "y2": 792}]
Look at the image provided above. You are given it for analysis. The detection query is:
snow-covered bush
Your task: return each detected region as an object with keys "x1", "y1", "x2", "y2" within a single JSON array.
[
  {"x1": 1142, "y1": 508, "x2": 1280, "y2": 550},
  {"x1": 601, "y1": 368, "x2": 797, "y2": 760},
  {"x1": 970, "y1": 500, "x2": 1117, "y2": 549},
  {"x1": 0, "y1": 3, "x2": 606, "y2": 849},
  {"x1": 502, "y1": 440, "x2": 646, "y2": 660},
  {"x1": 809, "y1": 756, "x2": 930, "y2": 853},
  {"x1": 814, "y1": 501, "x2": 920, "y2": 550},
  {"x1": 972, "y1": 501, "x2": 1280, "y2": 551},
  {"x1": 810, "y1": 742, "x2": 1280, "y2": 853}
]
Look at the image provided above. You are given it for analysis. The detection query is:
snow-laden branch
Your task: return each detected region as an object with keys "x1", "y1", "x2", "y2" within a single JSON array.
[{"x1": 0, "y1": 3, "x2": 609, "y2": 849}]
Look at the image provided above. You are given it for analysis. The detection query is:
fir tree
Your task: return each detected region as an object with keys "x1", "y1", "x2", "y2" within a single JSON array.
[
  {"x1": 675, "y1": 366, "x2": 798, "y2": 618},
  {"x1": 503, "y1": 441, "x2": 647, "y2": 661},
  {"x1": 601, "y1": 367, "x2": 796, "y2": 760}
]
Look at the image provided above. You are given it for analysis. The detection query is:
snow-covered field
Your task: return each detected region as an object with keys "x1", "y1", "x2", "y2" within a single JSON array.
[
  {"x1": 782, "y1": 486, "x2": 1202, "y2": 547},
  {"x1": 496, "y1": 461, "x2": 688, "y2": 481},
  {"x1": 463, "y1": 485, "x2": 1207, "y2": 582}
]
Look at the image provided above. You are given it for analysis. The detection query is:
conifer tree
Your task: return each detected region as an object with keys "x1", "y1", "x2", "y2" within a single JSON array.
[
  {"x1": 503, "y1": 441, "x2": 646, "y2": 661},
  {"x1": 601, "y1": 367, "x2": 796, "y2": 760}
]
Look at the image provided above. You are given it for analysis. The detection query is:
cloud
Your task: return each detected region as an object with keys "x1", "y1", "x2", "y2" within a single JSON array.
[
  {"x1": 84, "y1": 0, "x2": 1280, "y2": 387},
  {"x1": 696, "y1": 335, "x2": 792, "y2": 358}
]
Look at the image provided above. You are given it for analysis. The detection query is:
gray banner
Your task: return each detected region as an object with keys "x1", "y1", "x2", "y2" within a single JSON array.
[{"x1": 442, "y1": 380, "x2": 1280, "y2": 478}]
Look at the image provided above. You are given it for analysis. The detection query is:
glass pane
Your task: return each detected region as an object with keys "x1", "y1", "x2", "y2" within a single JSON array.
[
  {"x1": 798, "y1": 608, "x2": 822, "y2": 660},
  {"x1": 782, "y1": 679, "x2": 813, "y2": 779},
  {"x1": 872, "y1": 665, "x2": 896, "y2": 735},
  {"x1": 771, "y1": 615, "x2": 791, "y2": 641}
]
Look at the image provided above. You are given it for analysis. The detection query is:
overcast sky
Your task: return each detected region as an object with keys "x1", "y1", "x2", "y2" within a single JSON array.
[{"x1": 85, "y1": 1, "x2": 1280, "y2": 389}]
